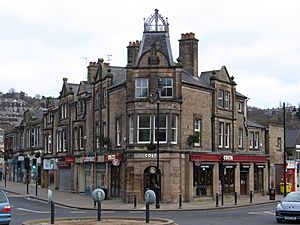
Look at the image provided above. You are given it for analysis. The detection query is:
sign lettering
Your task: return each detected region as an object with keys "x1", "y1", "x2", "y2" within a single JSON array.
[
  {"x1": 145, "y1": 153, "x2": 157, "y2": 158},
  {"x1": 223, "y1": 155, "x2": 233, "y2": 161}
]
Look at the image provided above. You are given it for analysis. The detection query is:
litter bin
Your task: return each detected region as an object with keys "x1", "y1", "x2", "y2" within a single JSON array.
[
  {"x1": 280, "y1": 183, "x2": 292, "y2": 194},
  {"x1": 269, "y1": 188, "x2": 275, "y2": 200}
]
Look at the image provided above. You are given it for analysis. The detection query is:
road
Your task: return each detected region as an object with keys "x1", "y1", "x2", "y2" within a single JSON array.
[{"x1": 9, "y1": 194, "x2": 279, "y2": 225}]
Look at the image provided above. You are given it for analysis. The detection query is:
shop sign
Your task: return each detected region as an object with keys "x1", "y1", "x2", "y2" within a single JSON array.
[
  {"x1": 296, "y1": 145, "x2": 300, "y2": 152},
  {"x1": 225, "y1": 165, "x2": 234, "y2": 168},
  {"x1": 112, "y1": 158, "x2": 120, "y2": 166},
  {"x1": 43, "y1": 159, "x2": 57, "y2": 170},
  {"x1": 84, "y1": 156, "x2": 96, "y2": 162},
  {"x1": 145, "y1": 153, "x2": 157, "y2": 158},
  {"x1": 65, "y1": 157, "x2": 75, "y2": 163},
  {"x1": 242, "y1": 165, "x2": 250, "y2": 168},
  {"x1": 194, "y1": 159, "x2": 201, "y2": 166},
  {"x1": 223, "y1": 155, "x2": 233, "y2": 161},
  {"x1": 104, "y1": 153, "x2": 122, "y2": 162},
  {"x1": 56, "y1": 160, "x2": 69, "y2": 168},
  {"x1": 286, "y1": 160, "x2": 296, "y2": 169},
  {"x1": 18, "y1": 156, "x2": 24, "y2": 161},
  {"x1": 200, "y1": 165, "x2": 210, "y2": 168}
]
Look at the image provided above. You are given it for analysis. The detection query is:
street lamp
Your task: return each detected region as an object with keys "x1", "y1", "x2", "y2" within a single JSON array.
[
  {"x1": 155, "y1": 78, "x2": 162, "y2": 209},
  {"x1": 283, "y1": 102, "x2": 287, "y2": 196}
]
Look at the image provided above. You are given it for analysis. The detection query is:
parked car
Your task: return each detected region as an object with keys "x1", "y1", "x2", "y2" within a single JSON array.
[
  {"x1": 276, "y1": 191, "x2": 300, "y2": 223},
  {"x1": 0, "y1": 190, "x2": 11, "y2": 224}
]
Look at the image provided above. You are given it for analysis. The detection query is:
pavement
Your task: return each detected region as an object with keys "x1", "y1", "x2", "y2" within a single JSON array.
[{"x1": 0, "y1": 180, "x2": 281, "y2": 211}]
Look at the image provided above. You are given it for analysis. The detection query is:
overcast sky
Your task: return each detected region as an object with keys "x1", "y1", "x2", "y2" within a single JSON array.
[{"x1": 0, "y1": 0, "x2": 299, "y2": 109}]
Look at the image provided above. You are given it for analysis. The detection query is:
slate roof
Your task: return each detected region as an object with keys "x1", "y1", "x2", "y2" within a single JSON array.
[
  {"x1": 286, "y1": 128, "x2": 300, "y2": 148},
  {"x1": 136, "y1": 32, "x2": 174, "y2": 66},
  {"x1": 199, "y1": 69, "x2": 247, "y2": 98},
  {"x1": 182, "y1": 69, "x2": 212, "y2": 90},
  {"x1": 109, "y1": 66, "x2": 126, "y2": 89},
  {"x1": 247, "y1": 120, "x2": 265, "y2": 129},
  {"x1": 69, "y1": 83, "x2": 79, "y2": 96},
  {"x1": 200, "y1": 70, "x2": 219, "y2": 85}
]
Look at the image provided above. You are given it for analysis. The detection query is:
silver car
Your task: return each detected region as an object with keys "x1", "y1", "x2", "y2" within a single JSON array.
[{"x1": 276, "y1": 191, "x2": 300, "y2": 223}]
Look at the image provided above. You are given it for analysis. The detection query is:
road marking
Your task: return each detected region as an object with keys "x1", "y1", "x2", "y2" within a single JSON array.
[
  {"x1": 17, "y1": 208, "x2": 49, "y2": 214},
  {"x1": 264, "y1": 211, "x2": 275, "y2": 215},
  {"x1": 248, "y1": 211, "x2": 275, "y2": 215}
]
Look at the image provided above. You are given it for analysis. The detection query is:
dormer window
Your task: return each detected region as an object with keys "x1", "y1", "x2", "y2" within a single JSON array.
[{"x1": 135, "y1": 78, "x2": 148, "y2": 98}]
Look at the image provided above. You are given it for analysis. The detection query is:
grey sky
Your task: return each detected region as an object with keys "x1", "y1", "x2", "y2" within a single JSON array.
[{"x1": 0, "y1": 0, "x2": 299, "y2": 109}]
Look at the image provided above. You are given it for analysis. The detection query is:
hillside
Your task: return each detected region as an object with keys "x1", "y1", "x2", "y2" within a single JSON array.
[{"x1": 0, "y1": 90, "x2": 49, "y2": 132}]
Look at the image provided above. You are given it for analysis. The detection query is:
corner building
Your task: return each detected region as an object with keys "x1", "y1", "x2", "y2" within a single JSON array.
[{"x1": 41, "y1": 9, "x2": 268, "y2": 203}]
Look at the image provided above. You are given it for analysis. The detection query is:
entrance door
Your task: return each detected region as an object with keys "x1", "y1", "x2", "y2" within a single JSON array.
[
  {"x1": 240, "y1": 171, "x2": 248, "y2": 195},
  {"x1": 111, "y1": 165, "x2": 120, "y2": 197},
  {"x1": 144, "y1": 166, "x2": 160, "y2": 200}
]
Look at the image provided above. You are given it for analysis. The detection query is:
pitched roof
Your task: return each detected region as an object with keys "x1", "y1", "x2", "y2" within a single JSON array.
[
  {"x1": 109, "y1": 66, "x2": 126, "y2": 88},
  {"x1": 247, "y1": 120, "x2": 265, "y2": 129},
  {"x1": 286, "y1": 128, "x2": 300, "y2": 148},
  {"x1": 182, "y1": 69, "x2": 212, "y2": 90}
]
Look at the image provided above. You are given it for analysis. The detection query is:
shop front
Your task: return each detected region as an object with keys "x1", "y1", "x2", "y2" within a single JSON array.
[
  {"x1": 286, "y1": 160, "x2": 297, "y2": 192},
  {"x1": 240, "y1": 163, "x2": 250, "y2": 195},
  {"x1": 193, "y1": 161, "x2": 213, "y2": 197},
  {"x1": 190, "y1": 153, "x2": 268, "y2": 198},
  {"x1": 57, "y1": 157, "x2": 75, "y2": 192},
  {"x1": 104, "y1": 153, "x2": 122, "y2": 198},
  {"x1": 83, "y1": 154, "x2": 96, "y2": 196}
]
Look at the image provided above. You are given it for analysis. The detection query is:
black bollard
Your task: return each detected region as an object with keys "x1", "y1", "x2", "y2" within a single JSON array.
[
  {"x1": 97, "y1": 201, "x2": 101, "y2": 221},
  {"x1": 145, "y1": 203, "x2": 150, "y2": 223},
  {"x1": 50, "y1": 201, "x2": 55, "y2": 224},
  {"x1": 26, "y1": 181, "x2": 29, "y2": 194},
  {"x1": 216, "y1": 193, "x2": 219, "y2": 207},
  {"x1": 250, "y1": 191, "x2": 253, "y2": 203},
  {"x1": 179, "y1": 195, "x2": 182, "y2": 209},
  {"x1": 234, "y1": 192, "x2": 237, "y2": 205},
  {"x1": 35, "y1": 181, "x2": 38, "y2": 196},
  {"x1": 134, "y1": 194, "x2": 137, "y2": 208},
  {"x1": 221, "y1": 193, "x2": 224, "y2": 205}
]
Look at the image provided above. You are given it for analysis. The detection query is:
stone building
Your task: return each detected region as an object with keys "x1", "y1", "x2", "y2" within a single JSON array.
[
  {"x1": 266, "y1": 124, "x2": 284, "y2": 194},
  {"x1": 5, "y1": 9, "x2": 273, "y2": 204},
  {"x1": 4, "y1": 108, "x2": 44, "y2": 183}
]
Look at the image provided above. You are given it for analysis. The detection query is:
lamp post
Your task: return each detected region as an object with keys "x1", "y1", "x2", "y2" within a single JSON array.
[
  {"x1": 220, "y1": 155, "x2": 224, "y2": 205},
  {"x1": 155, "y1": 78, "x2": 162, "y2": 209},
  {"x1": 283, "y1": 102, "x2": 287, "y2": 197}
]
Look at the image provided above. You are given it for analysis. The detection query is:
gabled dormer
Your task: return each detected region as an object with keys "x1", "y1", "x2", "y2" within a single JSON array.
[
  {"x1": 210, "y1": 66, "x2": 236, "y2": 85},
  {"x1": 59, "y1": 78, "x2": 79, "y2": 98}
]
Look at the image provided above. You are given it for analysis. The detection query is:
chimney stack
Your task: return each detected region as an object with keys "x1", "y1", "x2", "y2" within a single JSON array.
[
  {"x1": 127, "y1": 40, "x2": 141, "y2": 67},
  {"x1": 178, "y1": 32, "x2": 199, "y2": 76}
]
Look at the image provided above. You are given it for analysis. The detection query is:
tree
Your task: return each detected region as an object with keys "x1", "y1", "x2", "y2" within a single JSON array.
[{"x1": 8, "y1": 88, "x2": 15, "y2": 94}]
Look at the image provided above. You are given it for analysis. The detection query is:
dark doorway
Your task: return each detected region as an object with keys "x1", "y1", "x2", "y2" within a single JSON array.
[
  {"x1": 240, "y1": 171, "x2": 249, "y2": 195},
  {"x1": 111, "y1": 165, "x2": 121, "y2": 197},
  {"x1": 144, "y1": 166, "x2": 160, "y2": 200}
]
